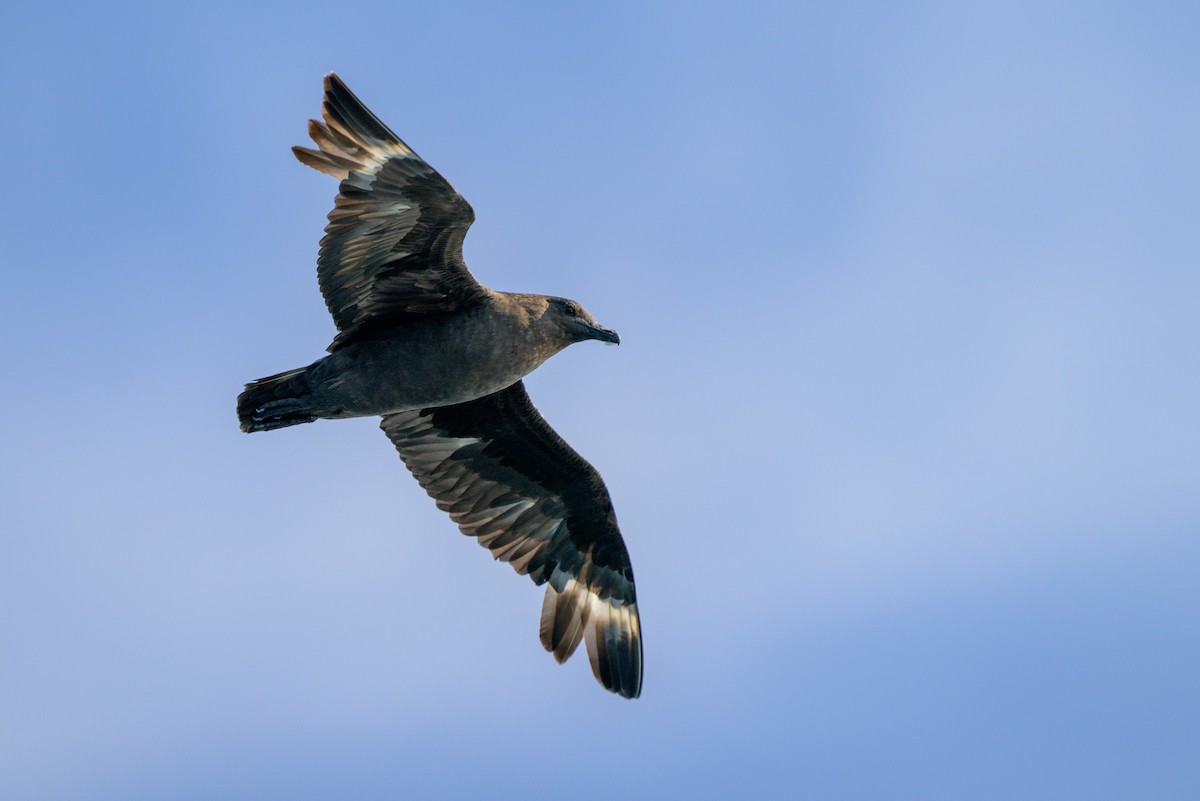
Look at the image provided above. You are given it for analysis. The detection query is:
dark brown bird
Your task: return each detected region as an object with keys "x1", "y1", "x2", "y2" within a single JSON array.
[{"x1": 237, "y1": 74, "x2": 642, "y2": 698}]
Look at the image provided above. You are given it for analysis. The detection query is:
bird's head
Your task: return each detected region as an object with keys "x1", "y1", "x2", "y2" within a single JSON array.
[{"x1": 548, "y1": 297, "x2": 620, "y2": 345}]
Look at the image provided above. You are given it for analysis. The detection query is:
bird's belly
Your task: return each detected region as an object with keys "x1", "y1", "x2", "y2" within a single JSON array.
[{"x1": 308, "y1": 335, "x2": 544, "y2": 417}]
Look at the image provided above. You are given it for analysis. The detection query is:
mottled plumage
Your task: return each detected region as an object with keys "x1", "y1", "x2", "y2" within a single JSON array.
[{"x1": 237, "y1": 74, "x2": 642, "y2": 698}]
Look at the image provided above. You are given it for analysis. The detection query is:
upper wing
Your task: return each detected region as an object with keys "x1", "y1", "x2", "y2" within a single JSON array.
[
  {"x1": 380, "y1": 382, "x2": 642, "y2": 699},
  {"x1": 293, "y1": 73, "x2": 489, "y2": 350}
]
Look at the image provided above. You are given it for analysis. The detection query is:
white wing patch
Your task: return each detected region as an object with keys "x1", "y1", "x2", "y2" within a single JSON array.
[
  {"x1": 298, "y1": 116, "x2": 416, "y2": 184},
  {"x1": 540, "y1": 565, "x2": 641, "y2": 693}
]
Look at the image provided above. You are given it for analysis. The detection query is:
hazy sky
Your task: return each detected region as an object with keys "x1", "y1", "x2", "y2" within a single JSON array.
[{"x1": 3, "y1": 2, "x2": 1197, "y2": 799}]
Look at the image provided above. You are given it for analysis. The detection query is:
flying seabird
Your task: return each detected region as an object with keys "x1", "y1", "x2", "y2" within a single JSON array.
[{"x1": 236, "y1": 74, "x2": 642, "y2": 698}]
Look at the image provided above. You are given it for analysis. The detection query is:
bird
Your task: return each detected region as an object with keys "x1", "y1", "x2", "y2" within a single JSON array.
[{"x1": 237, "y1": 73, "x2": 642, "y2": 699}]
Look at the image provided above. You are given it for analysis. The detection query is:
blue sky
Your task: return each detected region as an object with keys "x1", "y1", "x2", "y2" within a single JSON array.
[{"x1": 2, "y1": 1, "x2": 1198, "y2": 799}]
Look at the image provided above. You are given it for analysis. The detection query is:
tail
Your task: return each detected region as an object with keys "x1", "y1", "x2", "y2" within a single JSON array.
[{"x1": 237, "y1": 368, "x2": 317, "y2": 432}]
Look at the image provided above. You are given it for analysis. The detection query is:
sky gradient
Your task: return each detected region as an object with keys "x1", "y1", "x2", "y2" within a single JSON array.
[{"x1": 2, "y1": 2, "x2": 1198, "y2": 799}]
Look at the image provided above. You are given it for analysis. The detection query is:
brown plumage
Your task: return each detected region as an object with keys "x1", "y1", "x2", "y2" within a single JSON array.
[{"x1": 237, "y1": 73, "x2": 642, "y2": 698}]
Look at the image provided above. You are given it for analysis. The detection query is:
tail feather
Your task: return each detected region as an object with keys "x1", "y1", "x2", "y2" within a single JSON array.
[{"x1": 237, "y1": 368, "x2": 316, "y2": 432}]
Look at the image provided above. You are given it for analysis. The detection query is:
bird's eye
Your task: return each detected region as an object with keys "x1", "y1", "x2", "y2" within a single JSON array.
[{"x1": 564, "y1": 303, "x2": 578, "y2": 316}]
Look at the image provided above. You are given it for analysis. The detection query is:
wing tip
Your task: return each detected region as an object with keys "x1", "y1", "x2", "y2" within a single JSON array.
[
  {"x1": 292, "y1": 144, "x2": 351, "y2": 179},
  {"x1": 317, "y1": 71, "x2": 407, "y2": 152},
  {"x1": 539, "y1": 576, "x2": 589, "y2": 663},
  {"x1": 585, "y1": 598, "x2": 643, "y2": 699},
  {"x1": 540, "y1": 578, "x2": 643, "y2": 699}
]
